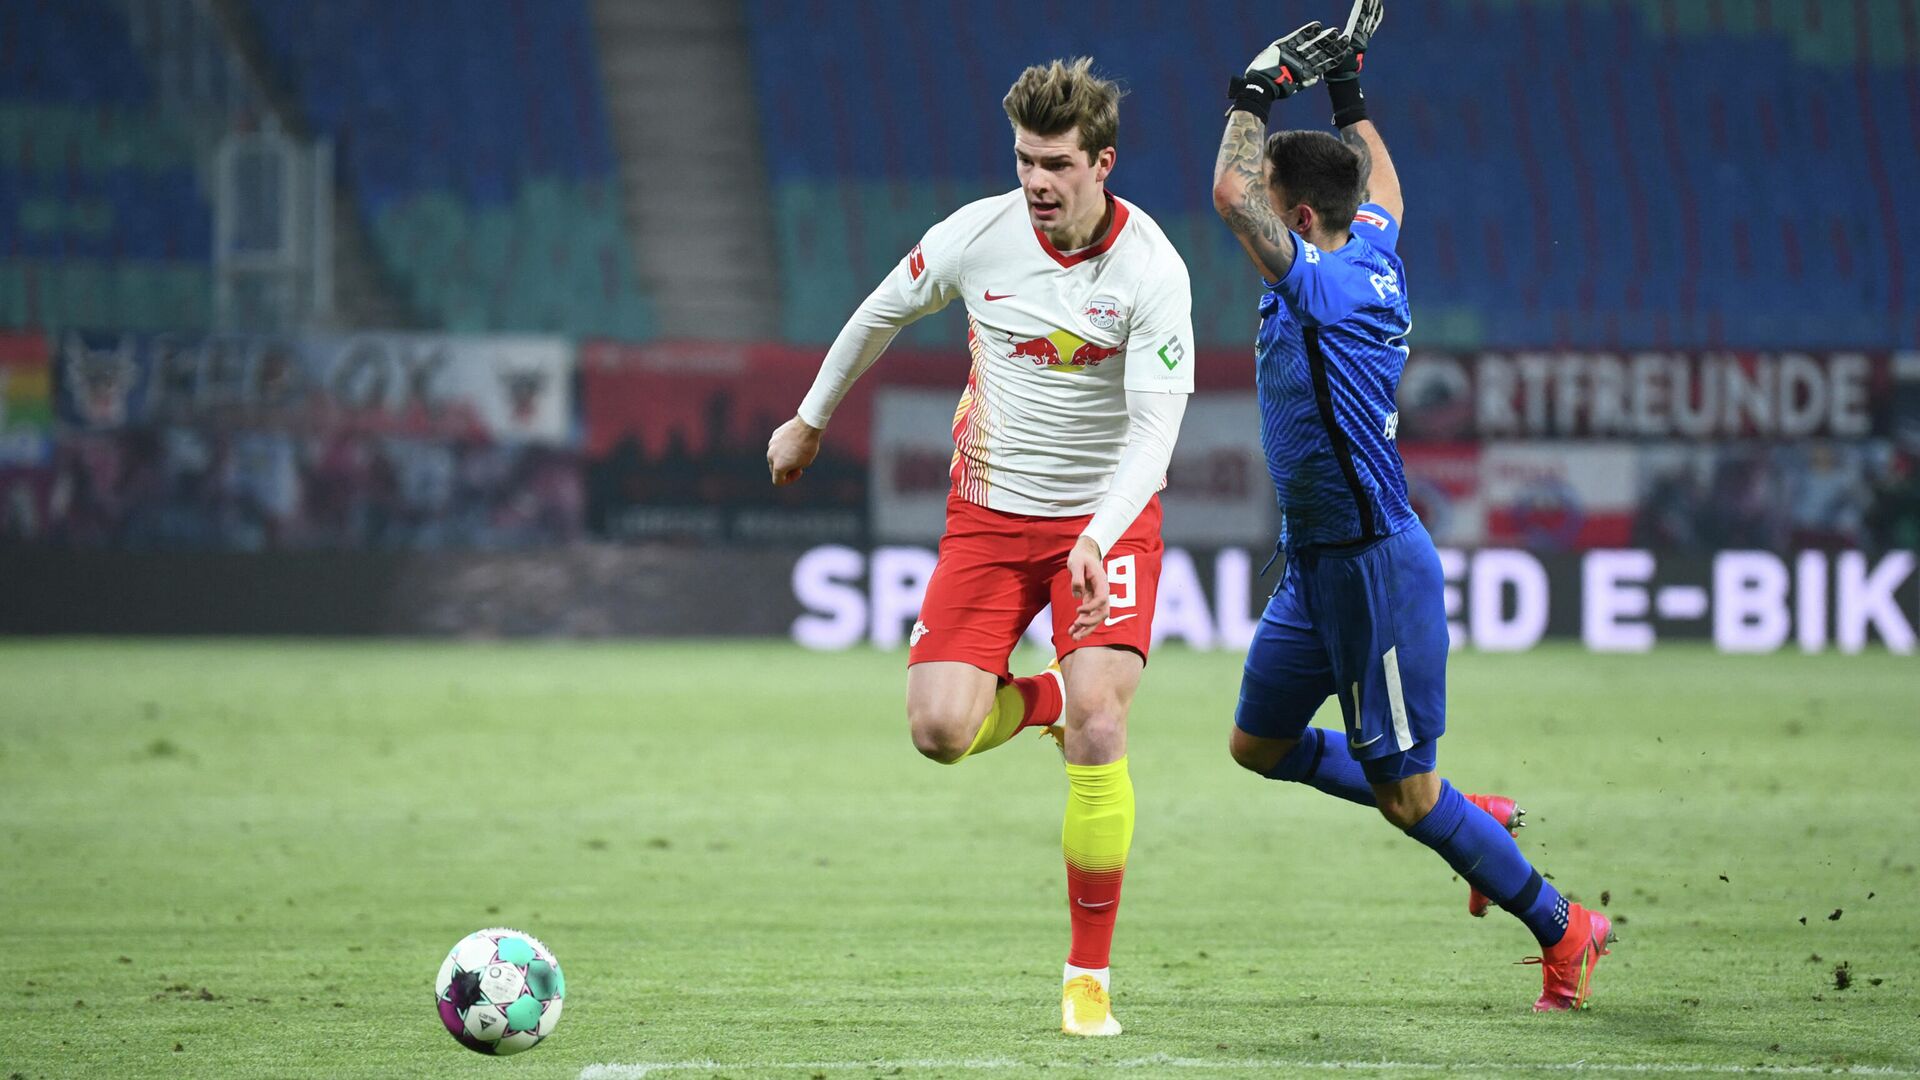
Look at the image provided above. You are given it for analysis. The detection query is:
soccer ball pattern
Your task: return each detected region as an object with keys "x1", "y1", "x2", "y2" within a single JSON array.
[{"x1": 434, "y1": 928, "x2": 565, "y2": 1055}]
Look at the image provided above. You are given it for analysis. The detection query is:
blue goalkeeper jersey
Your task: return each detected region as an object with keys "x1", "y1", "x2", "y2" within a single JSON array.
[{"x1": 1254, "y1": 203, "x2": 1418, "y2": 551}]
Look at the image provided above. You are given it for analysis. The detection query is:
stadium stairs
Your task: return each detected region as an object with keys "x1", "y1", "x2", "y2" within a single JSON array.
[
  {"x1": 200, "y1": 0, "x2": 423, "y2": 330},
  {"x1": 243, "y1": 0, "x2": 653, "y2": 337},
  {"x1": 590, "y1": 0, "x2": 779, "y2": 339}
]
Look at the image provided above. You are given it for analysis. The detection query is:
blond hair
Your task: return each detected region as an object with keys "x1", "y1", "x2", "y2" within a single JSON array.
[{"x1": 1001, "y1": 57, "x2": 1122, "y2": 160}]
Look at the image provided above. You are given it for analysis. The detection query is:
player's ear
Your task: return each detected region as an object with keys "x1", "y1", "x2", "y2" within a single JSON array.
[{"x1": 1093, "y1": 146, "x2": 1115, "y2": 182}]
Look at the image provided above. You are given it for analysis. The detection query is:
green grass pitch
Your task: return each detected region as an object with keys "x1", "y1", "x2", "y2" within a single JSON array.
[{"x1": 4, "y1": 640, "x2": 1918, "y2": 1079}]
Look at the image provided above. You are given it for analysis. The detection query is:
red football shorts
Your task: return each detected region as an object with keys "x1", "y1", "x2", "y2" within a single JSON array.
[{"x1": 908, "y1": 491, "x2": 1164, "y2": 680}]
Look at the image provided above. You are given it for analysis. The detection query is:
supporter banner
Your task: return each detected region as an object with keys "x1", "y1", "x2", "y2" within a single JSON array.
[
  {"x1": 51, "y1": 331, "x2": 575, "y2": 444},
  {"x1": 1405, "y1": 439, "x2": 1913, "y2": 554},
  {"x1": 1402, "y1": 442, "x2": 1641, "y2": 549},
  {"x1": 581, "y1": 342, "x2": 876, "y2": 544},
  {"x1": 0, "y1": 333, "x2": 56, "y2": 537},
  {"x1": 0, "y1": 331, "x2": 52, "y2": 434},
  {"x1": 789, "y1": 544, "x2": 1919, "y2": 655},
  {"x1": 1398, "y1": 350, "x2": 1914, "y2": 441},
  {"x1": 581, "y1": 341, "x2": 984, "y2": 545},
  {"x1": 1399, "y1": 442, "x2": 1482, "y2": 544},
  {"x1": 1480, "y1": 443, "x2": 1639, "y2": 549}
]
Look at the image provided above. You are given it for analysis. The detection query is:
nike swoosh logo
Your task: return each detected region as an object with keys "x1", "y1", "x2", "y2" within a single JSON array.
[
  {"x1": 1075, "y1": 898, "x2": 1115, "y2": 909},
  {"x1": 982, "y1": 290, "x2": 1015, "y2": 301},
  {"x1": 1351, "y1": 732, "x2": 1386, "y2": 749},
  {"x1": 1102, "y1": 613, "x2": 1137, "y2": 626}
]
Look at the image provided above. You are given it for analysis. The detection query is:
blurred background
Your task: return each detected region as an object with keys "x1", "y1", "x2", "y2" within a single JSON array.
[{"x1": 1, "y1": 0, "x2": 1915, "y2": 649}]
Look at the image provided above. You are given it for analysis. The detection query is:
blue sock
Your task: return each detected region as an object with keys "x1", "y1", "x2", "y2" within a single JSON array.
[
  {"x1": 1406, "y1": 781, "x2": 1569, "y2": 947},
  {"x1": 1263, "y1": 727, "x2": 1374, "y2": 807}
]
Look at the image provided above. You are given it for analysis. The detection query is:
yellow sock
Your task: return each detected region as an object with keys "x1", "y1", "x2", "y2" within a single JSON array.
[
  {"x1": 959, "y1": 681, "x2": 1030, "y2": 760},
  {"x1": 1063, "y1": 757, "x2": 1133, "y2": 969},
  {"x1": 957, "y1": 666, "x2": 1064, "y2": 761}
]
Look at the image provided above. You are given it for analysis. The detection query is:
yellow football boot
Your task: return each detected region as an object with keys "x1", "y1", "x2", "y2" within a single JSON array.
[
  {"x1": 1038, "y1": 659, "x2": 1066, "y2": 760},
  {"x1": 1061, "y1": 974, "x2": 1122, "y2": 1036}
]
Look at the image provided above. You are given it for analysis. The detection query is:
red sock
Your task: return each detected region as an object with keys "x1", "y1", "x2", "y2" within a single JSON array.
[
  {"x1": 1010, "y1": 669, "x2": 1064, "y2": 732},
  {"x1": 1066, "y1": 864, "x2": 1125, "y2": 969}
]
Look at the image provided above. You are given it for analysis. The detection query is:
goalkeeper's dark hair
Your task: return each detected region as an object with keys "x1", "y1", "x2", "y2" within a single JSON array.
[{"x1": 1265, "y1": 130, "x2": 1362, "y2": 232}]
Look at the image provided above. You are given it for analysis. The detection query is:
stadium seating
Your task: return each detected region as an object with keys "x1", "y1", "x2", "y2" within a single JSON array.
[
  {"x1": 744, "y1": 0, "x2": 1920, "y2": 349},
  {"x1": 247, "y1": 0, "x2": 651, "y2": 337},
  {"x1": 0, "y1": 0, "x2": 213, "y2": 331}
]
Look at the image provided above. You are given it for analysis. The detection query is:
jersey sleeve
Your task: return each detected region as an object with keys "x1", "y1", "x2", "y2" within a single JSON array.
[
  {"x1": 1122, "y1": 248, "x2": 1196, "y2": 394},
  {"x1": 797, "y1": 208, "x2": 975, "y2": 427},
  {"x1": 880, "y1": 207, "x2": 971, "y2": 315},
  {"x1": 1273, "y1": 231, "x2": 1378, "y2": 327},
  {"x1": 1350, "y1": 203, "x2": 1400, "y2": 253}
]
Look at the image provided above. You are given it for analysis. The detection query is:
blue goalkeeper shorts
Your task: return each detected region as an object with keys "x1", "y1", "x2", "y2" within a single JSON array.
[{"x1": 1234, "y1": 523, "x2": 1449, "y2": 780}]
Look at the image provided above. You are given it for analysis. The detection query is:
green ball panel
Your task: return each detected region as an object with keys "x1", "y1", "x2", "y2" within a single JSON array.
[
  {"x1": 526, "y1": 959, "x2": 559, "y2": 999},
  {"x1": 495, "y1": 935, "x2": 536, "y2": 965},
  {"x1": 503, "y1": 992, "x2": 542, "y2": 1034}
]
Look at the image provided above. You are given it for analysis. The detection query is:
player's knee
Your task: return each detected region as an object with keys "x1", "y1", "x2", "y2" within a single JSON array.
[
  {"x1": 906, "y1": 702, "x2": 975, "y2": 764},
  {"x1": 1229, "y1": 729, "x2": 1291, "y2": 775},
  {"x1": 1065, "y1": 701, "x2": 1126, "y2": 744},
  {"x1": 1373, "y1": 784, "x2": 1436, "y2": 830},
  {"x1": 1374, "y1": 796, "x2": 1421, "y2": 830}
]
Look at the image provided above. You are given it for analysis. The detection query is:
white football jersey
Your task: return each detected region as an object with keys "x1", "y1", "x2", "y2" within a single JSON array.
[{"x1": 880, "y1": 189, "x2": 1195, "y2": 517}]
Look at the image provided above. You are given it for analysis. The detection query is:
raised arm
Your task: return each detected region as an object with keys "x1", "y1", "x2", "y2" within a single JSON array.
[
  {"x1": 1326, "y1": 0, "x2": 1403, "y2": 223},
  {"x1": 1211, "y1": 23, "x2": 1348, "y2": 280},
  {"x1": 1212, "y1": 112, "x2": 1298, "y2": 282}
]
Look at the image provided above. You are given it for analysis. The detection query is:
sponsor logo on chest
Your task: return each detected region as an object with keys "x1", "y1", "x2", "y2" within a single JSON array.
[
  {"x1": 1007, "y1": 330, "x2": 1121, "y2": 371},
  {"x1": 986, "y1": 281, "x2": 1127, "y2": 372}
]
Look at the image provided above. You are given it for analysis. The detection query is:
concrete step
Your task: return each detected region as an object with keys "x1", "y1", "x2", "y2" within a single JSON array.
[
  {"x1": 591, "y1": 1, "x2": 742, "y2": 33},
  {"x1": 592, "y1": 0, "x2": 779, "y2": 341},
  {"x1": 651, "y1": 297, "x2": 781, "y2": 339}
]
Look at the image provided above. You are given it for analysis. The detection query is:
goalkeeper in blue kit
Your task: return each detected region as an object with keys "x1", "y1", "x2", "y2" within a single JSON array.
[{"x1": 1209, "y1": 1, "x2": 1615, "y2": 1011}]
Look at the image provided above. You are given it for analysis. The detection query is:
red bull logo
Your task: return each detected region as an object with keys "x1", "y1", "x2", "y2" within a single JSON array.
[
  {"x1": 1008, "y1": 336, "x2": 1061, "y2": 365},
  {"x1": 1008, "y1": 330, "x2": 1121, "y2": 371}
]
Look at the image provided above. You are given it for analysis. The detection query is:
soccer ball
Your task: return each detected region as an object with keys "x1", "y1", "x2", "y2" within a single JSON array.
[{"x1": 434, "y1": 928, "x2": 565, "y2": 1055}]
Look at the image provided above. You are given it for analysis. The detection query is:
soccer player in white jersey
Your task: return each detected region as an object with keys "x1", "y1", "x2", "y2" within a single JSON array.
[{"x1": 767, "y1": 58, "x2": 1194, "y2": 1037}]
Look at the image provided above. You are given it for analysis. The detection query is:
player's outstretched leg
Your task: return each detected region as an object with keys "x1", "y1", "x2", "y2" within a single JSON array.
[
  {"x1": 1057, "y1": 648, "x2": 1138, "y2": 1037},
  {"x1": 1230, "y1": 725, "x2": 1525, "y2": 917},
  {"x1": 1377, "y1": 767, "x2": 1613, "y2": 1011}
]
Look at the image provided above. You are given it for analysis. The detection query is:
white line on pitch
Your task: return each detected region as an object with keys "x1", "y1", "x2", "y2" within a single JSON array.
[{"x1": 580, "y1": 1057, "x2": 1920, "y2": 1079}]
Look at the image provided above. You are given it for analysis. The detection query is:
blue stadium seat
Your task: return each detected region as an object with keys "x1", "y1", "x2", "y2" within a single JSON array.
[
  {"x1": 245, "y1": 0, "x2": 650, "y2": 336},
  {"x1": 744, "y1": 0, "x2": 1920, "y2": 349},
  {"x1": 0, "y1": 3, "x2": 212, "y2": 331}
]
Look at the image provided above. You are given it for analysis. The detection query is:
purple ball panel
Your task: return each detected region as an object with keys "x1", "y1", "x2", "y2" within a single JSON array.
[{"x1": 438, "y1": 998, "x2": 465, "y2": 1038}]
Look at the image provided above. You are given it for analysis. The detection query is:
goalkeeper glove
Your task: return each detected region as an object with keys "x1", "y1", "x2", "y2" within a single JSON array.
[
  {"x1": 1328, "y1": 0, "x2": 1383, "y2": 127},
  {"x1": 1229, "y1": 22, "x2": 1347, "y2": 124}
]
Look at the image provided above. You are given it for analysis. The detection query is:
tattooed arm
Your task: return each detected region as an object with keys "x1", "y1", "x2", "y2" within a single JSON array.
[
  {"x1": 1338, "y1": 118, "x2": 1402, "y2": 223},
  {"x1": 1211, "y1": 111, "x2": 1299, "y2": 281}
]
